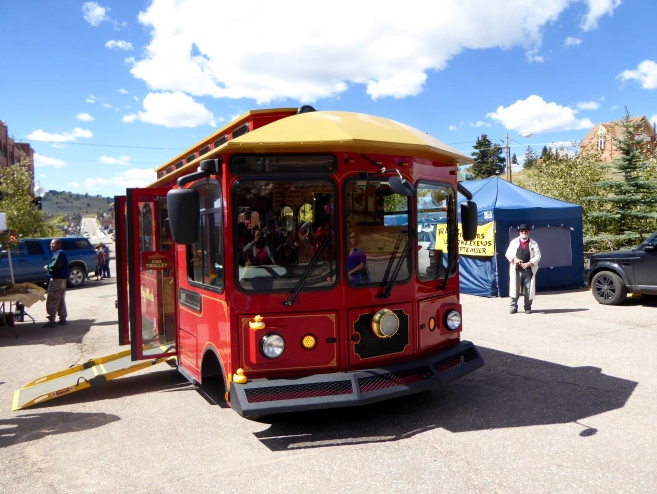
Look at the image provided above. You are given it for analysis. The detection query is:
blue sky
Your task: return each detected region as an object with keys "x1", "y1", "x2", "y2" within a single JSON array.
[{"x1": 1, "y1": 0, "x2": 656, "y2": 197}]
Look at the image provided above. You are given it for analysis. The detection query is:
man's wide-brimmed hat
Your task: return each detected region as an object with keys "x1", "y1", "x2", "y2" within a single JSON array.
[{"x1": 518, "y1": 224, "x2": 530, "y2": 231}]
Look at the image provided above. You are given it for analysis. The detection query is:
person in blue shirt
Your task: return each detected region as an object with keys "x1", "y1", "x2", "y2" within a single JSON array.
[{"x1": 43, "y1": 239, "x2": 69, "y2": 327}]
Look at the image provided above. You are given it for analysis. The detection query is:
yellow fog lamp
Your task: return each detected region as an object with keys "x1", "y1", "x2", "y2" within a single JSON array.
[
  {"x1": 301, "y1": 334, "x2": 317, "y2": 350},
  {"x1": 371, "y1": 309, "x2": 399, "y2": 339}
]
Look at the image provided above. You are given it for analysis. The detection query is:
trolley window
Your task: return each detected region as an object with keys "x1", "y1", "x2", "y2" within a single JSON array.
[
  {"x1": 233, "y1": 176, "x2": 337, "y2": 293},
  {"x1": 345, "y1": 179, "x2": 411, "y2": 286},
  {"x1": 188, "y1": 181, "x2": 224, "y2": 291}
]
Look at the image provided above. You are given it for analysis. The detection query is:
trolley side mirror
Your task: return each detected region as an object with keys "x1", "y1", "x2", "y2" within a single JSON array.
[
  {"x1": 461, "y1": 200, "x2": 478, "y2": 241},
  {"x1": 167, "y1": 188, "x2": 199, "y2": 244}
]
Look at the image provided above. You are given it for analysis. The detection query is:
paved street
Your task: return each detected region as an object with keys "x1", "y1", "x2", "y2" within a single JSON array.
[{"x1": 1, "y1": 264, "x2": 656, "y2": 493}]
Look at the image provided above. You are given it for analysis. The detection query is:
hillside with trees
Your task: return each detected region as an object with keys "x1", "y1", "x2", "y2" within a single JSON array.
[{"x1": 43, "y1": 190, "x2": 113, "y2": 219}]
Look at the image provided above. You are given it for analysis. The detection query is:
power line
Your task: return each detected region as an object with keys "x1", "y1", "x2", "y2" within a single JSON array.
[{"x1": 28, "y1": 141, "x2": 186, "y2": 151}]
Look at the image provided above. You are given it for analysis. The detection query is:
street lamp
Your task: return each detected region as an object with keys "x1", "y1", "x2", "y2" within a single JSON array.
[
  {"x1": 505, "y1": 133, "x2": 532, "y2": 183},
  {"x1": 33, "y1": 181, "x2": 45, "y2": 210}
]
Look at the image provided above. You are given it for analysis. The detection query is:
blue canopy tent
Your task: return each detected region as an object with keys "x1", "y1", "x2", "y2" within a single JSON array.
[{"x1": 457, "y1": 177, "x2": 584, "y2": 297}]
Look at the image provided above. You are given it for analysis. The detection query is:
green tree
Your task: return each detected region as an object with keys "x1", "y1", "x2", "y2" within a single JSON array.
[
  {"x1": 523, "y1": 146, "x2": 538, "y2": 169},
  {"x1": 0, "y1": 160, "x2": 64, "y2": 238},
  {"x1": 523, "y1": 146, "x2": 606, "y2": 248},
  {"x1": 512, "y1": 153, "x2": 518, "y2": 165},
  {"x1": 585, "y1": 115, "x2": 657, "y2": 249},
  {"x1": 471, "y1": 134, "x2": 505, "y2": 178}
]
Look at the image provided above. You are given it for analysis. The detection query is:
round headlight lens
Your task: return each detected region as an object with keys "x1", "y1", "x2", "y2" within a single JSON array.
[
  {"x1": 372, "y1": 309, "x2": 400, "y2": 338},
  {"x1": 261, "y1": 333, "x2": 285, "y2": 359},
  {"x1": 445, "y1": 310, "x2": 462, "y2": 331}
]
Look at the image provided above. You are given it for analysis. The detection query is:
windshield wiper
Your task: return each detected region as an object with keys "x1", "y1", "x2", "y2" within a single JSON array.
[
  {"x1": 378, "y1": 229, "x2": 415, "y2": 299},
  {"x1": 283, "y1": 236, "x2": 331, "y2": 306},
  {"x1": 381, "y1": 231, "x2": 404, "y2": 283}
]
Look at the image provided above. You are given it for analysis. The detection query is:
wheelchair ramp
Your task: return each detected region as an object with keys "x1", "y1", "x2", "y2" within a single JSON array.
[{"x1": 12, "y1": 348, "x2": 176, "y2": 411}]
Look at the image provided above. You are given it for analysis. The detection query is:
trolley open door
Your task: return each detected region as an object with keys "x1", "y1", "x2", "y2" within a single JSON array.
[{"x1": 126, "y1": 188, "x2": 178, "y2": 361}]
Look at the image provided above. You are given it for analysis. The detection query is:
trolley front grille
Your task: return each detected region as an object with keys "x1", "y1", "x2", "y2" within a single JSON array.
[
  {"x1": 358, "y1": 366, "x2": 433, "y2": 393},
  {"x1": 244, "y1": 380, "x2": 353, "y2": 403},
  {"x1": 433, "y1": 347, "x2": 479, "y2": 374}
]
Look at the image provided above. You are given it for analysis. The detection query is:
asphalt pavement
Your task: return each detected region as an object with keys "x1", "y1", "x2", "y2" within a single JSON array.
[{"x1": 1, "y1": 266, "x2": 656, "y2": 494}]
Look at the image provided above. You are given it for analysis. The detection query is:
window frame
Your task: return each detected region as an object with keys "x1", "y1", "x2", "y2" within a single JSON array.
[
  {"x1": 186, "y1": 179, "x2": 224, "y2": 294},
  {"x1": 415, "y1": 180, "x2": 458, "y2": 285}
]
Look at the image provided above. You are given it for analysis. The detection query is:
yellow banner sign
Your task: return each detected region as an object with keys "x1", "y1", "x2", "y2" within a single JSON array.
[{"x1": 434, "y1": 222, "x2": 495, "y2": 256}]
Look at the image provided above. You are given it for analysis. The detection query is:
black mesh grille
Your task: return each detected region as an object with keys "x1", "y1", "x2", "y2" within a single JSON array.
[
  {"x1": 433, "y1": 348, "x2": 479, "y2": 374},
  {"x1": 358, "y1": 366, "x2": 433, "y2": 393},
  {"x1": 354, "y1": 310, "x2": 409, "y2": 359},
  {"x1": 244, "y1": 381, "x2": 352, "y2": 403}
]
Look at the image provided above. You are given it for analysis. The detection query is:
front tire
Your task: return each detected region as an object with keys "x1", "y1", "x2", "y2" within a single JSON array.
[
  {"x1": 68, "y1": 266, "x2": 86, "y2": 288},
  {"x1": 591, "y1": 271, "x2": 627, "y2": 305}
]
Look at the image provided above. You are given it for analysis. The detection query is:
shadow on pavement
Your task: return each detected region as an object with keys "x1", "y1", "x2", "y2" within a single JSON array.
[
  {"x1": 0, "y1": 318, "x2": 94, "y2": 347},
  {"x1": 0, "y1": 411, "x2": 120, "y2": 448},
  {"x1": 531, "y1": 308, "x2": 589, "y2": 314},
  {"x1": 253, "y1": 346, "x2": 638, "y2": 451}
]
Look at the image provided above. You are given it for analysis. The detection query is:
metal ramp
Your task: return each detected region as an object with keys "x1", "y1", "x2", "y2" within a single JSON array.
[{"x1": 12, "y1": 348, "x2": 176, "y2": 411}]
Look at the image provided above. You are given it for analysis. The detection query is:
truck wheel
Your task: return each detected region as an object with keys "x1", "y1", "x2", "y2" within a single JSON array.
[
  {"x1": 68, "y1": 266, "x2": 86, "y2": 288},
  {"x1": 591, "y1": 271, "x2": 627, "y2": 305}
]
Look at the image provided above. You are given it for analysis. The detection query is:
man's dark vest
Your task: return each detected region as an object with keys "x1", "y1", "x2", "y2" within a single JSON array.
[{"x1": 516, "y1": 241, "x2": 531, "y2": 263}]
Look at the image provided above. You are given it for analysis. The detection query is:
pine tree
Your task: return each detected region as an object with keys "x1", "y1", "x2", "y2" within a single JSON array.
[
  {"x1": 512, "y1": 153, "x2": 518, "y2": 165},
  {"x1": 523, "y1": 146, "x2": 538, "y2": 169},
  {"x1": 471, "y1": 134, "x2": 505, "y2": 178},
  {"x1": 585, "y1": 114, "x2": 657, "y2": 249}
]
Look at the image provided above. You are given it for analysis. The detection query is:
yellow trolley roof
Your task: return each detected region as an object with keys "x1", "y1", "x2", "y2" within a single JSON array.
[{"x1": 149, "y1": 110, "x2": 473, "y2": 187}]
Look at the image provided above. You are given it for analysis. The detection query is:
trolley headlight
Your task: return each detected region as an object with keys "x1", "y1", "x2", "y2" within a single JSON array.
[
  {"x1": 261, "y1": 333, "x2": 285, "y2": 359},
  {"x1": 445, "y1": 310, "x2": 462, "y2": 331},
  {"x1": 372, "y1": 309, "x2": 400, "y2": 338}
]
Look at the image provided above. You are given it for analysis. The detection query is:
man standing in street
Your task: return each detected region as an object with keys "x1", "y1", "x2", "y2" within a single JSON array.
[
  {"x1": 43, "y1": 238, "x2": 68, "y2": 327},
  {"x1": 505, "y1": 224, "x2": 541, "y2": 314}
]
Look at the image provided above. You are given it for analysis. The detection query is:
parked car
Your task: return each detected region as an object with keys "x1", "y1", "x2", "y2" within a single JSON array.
[
  {"x1": 584, "y1": 230, "x2": 657, "y2": 305},
  {"x1": 0, "y1": 237, "x2": 97, "y2": 288}
]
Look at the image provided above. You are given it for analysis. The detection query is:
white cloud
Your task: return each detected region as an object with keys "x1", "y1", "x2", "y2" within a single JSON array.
[
  {"x1": 123, "y1": 114, "x2": 137, "y2": 123},
  {"x1": 76, "y1": 112, "x2": 94, "y2": 121},
  {"x1": 102, "y1": 103, "x2": 113, "y2": 109},
  {"x1": 119, "y1": 88, "x2": 128, "y2": 94},
  {"x1": 34, "y1": 153, "x2": 67, "y2": 168},
  {"x1": 27, "y1": 128, "x2": 94, "y2": 143},
  {"x1": 125, "y1": 91, "x2": 215, "y2": 128},
  {"x1": 82, "y1": 2, "x2": 109, "y2": 27},
  {"x1": 86, "y1": 95, "x2": 97, "y2": 103},
  {"x1": 469, "y1": 121, "x2": 491, "y2": 128},
  {"x1": 577, "y1": 101, "x2": 600, "y2": 110},
  {"x1": 133, "y1": 96, "x2": 139, "y2": 102},
  {"x1": 106, "y1": 40, "x2": 134, "y2": 51},
  {"x1": 448, "y1": 125, "x2": 457, "y2": 131},
  {"x1": 525, "y1": 49, "x2": 544, "y2": 63},
  {"x1": 580, "y1": 0, "x2": 621, "y2": 31},
  {"x1": 99, "y1": 155, "x2": 131, "y2": 166},
  {"x1": 84, "y1": 168, "x2": 155, "y2": 190},
  {"x1": 564, "y1": 36, "x2": 582, "y2": 47},
  {"x1": 487, "y1": 95, "x2": 593, "y2": 134},
  {"x1": 618, "y1": 60, "x2": 657, "y2": 89},
  {"x1": 69, "y1": 182, "x2": 80, "y2": 188},
  {"x1": 130, "y1": 0, "x2": 619, "y2": 104}
]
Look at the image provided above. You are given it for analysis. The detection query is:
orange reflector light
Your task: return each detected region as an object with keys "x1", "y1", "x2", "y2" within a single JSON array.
[
  {"x1": 428, "y1": 316, "x2": 436, "y2": 332},
  {"x1": 301, "y1": 334, "x2": 317, "y2": 350}
]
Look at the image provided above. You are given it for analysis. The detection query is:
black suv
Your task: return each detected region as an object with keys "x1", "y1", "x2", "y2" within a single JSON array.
[{"x1": 585, "y1": 230, "x2": 657, "y2": 304}]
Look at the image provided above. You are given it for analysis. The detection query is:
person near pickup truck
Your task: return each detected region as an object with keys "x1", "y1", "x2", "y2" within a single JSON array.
[
  {"x1": 505, "y1": 224, "x2": 541, "y2": 314},
  {"x1": 43, "y1": 239, "x2": 69, "y2": 327}
]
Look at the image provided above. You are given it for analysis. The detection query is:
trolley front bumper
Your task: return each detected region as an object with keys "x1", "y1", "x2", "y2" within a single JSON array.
[{"x1": 229, "y1": 340, "x2": 483, "y2": 417}]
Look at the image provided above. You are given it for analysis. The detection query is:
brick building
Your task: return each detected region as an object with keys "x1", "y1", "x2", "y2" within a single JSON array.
[
  {"x1": 1, "y1": 120, "x2": 35, "y2": 179},
  {"x1": 579, "y1": 115, "x2": 656, "y2": 161}
]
